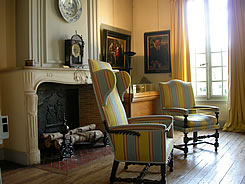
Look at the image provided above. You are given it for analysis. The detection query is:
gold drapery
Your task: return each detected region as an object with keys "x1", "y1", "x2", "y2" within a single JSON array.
[
  {"x1": 170, "y1": 0, "x2": 191, "y2": 82},
  {"x1": 223, "y1": 0, "x2": 245, "y2": 132}
]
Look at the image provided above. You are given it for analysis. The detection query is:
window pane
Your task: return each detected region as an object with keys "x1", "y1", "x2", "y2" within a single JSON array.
[
  {"x1": 222, "y1": 52, "x2": 228, "y2": 66},
  {"x1": 212, "y1": 67, "x2": 222, "y2": 81},
  {"x1": 196, "y1": 68, "x2": 206, "y2": 81},
  {"x1": 223, "y1": 67, "x2": 228, "y2": 80},
  {"x1": 212, "y1": 82, "x2": 222, "y2": 95},
  {"x1": 211, "y1": 53, "x2": 221, "y2": 66},
  {"x1": 196, "y1": 54, "x2": 206, "y2": 67},
  {"x1": 191, "y1": 67, "x2": 196, "y2": 82},
  {"x1": 209, "y1": 0, "x2": 228, "y2": 52},
  {"x1": 197, "y1": 82, "x2": 207, "y2": 96},
  {"x1": 223, "y1": 81, "x2": 228, "y2": 96},
  {"x1": 187, "y1": 0, "x2": 206, "y2": 53}
]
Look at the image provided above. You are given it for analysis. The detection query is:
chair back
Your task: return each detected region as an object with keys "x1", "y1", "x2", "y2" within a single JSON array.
[
  {"x1": 159, "y1": 79, "x2": 195, "y2": 109},
  {"x1": 89, "y1": 59, "x2": 130, "y2": 128}
]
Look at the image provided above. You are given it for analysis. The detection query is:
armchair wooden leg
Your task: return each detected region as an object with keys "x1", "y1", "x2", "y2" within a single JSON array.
[
  {"x1": 168, "y1": 150, "x2": 174, "y2": 172},
  {"x1": 184, "y1": 132, "x2": 189, "y2": 157},
  {"x1": 124, "y1": 162, "x2": 129, "y2": 170},
  {"x1": 214, "y1": 129, "x2": 219, "y2": 152},
  {"x1": 110, "y1": 160, "x2": 119, "y2": 184},
  {"x1": 193, "y1": 132, "x2": 198, "y2": 146},
  {"x1": 160, "y1": 164, "x2": 166, "y2": 184}
]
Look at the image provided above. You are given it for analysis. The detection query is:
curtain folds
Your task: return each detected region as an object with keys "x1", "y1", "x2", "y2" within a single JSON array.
[
  {"x1": 170, "y1": 0, "x2": 191, "y2": 82},
  {"x1": 223, "y1": 0, "x2": 245, "y2": 132}
]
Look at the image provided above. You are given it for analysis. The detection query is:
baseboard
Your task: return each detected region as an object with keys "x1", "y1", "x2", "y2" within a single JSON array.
[{"x1": 3, "y1": 149, "x2": 28, "y2": 166}]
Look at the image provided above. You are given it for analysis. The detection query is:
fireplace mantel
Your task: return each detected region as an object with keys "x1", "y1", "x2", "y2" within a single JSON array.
[{"x1": 0, "y1": 67, "x2": 91, "y2": 165}]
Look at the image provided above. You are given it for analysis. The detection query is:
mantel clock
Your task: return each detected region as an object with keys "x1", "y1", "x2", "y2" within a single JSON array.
[{"x1": 65, "y1": 31, "x2": 85, "y2": 67}]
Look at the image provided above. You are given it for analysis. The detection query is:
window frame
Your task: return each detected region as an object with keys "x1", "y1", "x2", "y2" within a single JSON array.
[{"x1": 188, "y1": 0, "x2": 228, "y2": 102}]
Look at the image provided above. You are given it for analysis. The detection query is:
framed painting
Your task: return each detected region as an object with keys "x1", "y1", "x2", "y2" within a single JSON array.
[
  {"x1": 144, "y1": 30, "x2": 171, "y2": 73},
  {"x1": 103, "y1": 29, "x2": 131, "y2": 70}
]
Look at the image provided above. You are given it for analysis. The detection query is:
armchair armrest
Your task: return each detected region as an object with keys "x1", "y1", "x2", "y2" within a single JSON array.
[
  {"x1": 128, "y1": 115, "x2": 173, "y2": 124},
  {"x1": 162, "y1": 107, "x2": 189, "y2": 115},
  {"x1": 193, "y1": 105, "x2": 219, "y2": 112},
  {"x1": 103, "y1": 121, "x2": 140, "y2": 136},
  {"x1": 127, "y1": 115, "x2": 174, "y2": 138},
  {"x1": 110, "y1": 122, "x2": 172, "y2": 134}
]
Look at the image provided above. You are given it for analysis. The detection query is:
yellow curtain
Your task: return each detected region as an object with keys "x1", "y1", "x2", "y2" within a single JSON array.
[
  {"x1": 223, "y1": 0, "x2": 245, "y2": 132},
  {"x1": 170, "y1": 0, "x2": 191, "y2": 82}
]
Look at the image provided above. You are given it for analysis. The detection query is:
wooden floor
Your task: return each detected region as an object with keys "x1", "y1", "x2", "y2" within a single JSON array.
[{"x1": 2, "y1": 130, "x2": 245, "y2": 184}]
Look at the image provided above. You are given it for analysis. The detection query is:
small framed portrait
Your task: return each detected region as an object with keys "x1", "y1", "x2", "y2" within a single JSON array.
[
  {"x1": 144, "y1": 30, "x2": 171, "y2": 73},
  {"x1": 103, "y1": 29, "x2": 131, "y2": 70}
]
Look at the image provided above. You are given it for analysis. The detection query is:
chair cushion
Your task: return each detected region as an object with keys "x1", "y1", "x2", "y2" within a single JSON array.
[{"x1": 174, "y1": 114, "x2": 219, "y2": 132}]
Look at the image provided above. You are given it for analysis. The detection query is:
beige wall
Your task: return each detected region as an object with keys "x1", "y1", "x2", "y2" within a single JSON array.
[
  {"x1": 0, "y1": 71, "x2": 26, "y2": 152},
  {"x1": 46, "y1": 0, "x2": 88, "y2": 66},
  {"x1": 15, "y1": 0, "x2": 89, "y2": 67},
  {"x1": 0, "y1": 0, "x2": 16, "y2": 69},
  {"x1": 98, "y1": 0, "x2": 133, "y2": 59},
  {"x1": 132, "y1": 0, "x2": 171, "y2": 84}
]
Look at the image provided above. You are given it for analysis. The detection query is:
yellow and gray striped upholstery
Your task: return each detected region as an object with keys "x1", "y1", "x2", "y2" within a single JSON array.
[
  {"x1": 159, "y1": 80, "x2": 195, "y2": 109},
  {"x1": 159, "y1": 80, "x2": 219, "y2": 133},
  {"x1": 89, "y1": 59, "x2": 174, "y2": 163}
]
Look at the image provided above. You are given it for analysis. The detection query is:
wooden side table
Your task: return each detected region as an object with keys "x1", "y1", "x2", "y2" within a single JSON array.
[{"x1": 123, "y1": 91, "x2": 160, "y2": 117}]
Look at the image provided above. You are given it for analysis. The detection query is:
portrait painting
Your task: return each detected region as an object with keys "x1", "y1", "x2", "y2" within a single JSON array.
[
  {"x1": 144, "y1": 30, "x2": 171, "y2": 73},
  {"x1": 103, "y1": 30, "x2": 131, "y2": 70}
]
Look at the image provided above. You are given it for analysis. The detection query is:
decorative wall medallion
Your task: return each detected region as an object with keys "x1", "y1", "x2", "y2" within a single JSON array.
[{"x1": 58, "y1": 0, "x2": 82, "y2": 23}]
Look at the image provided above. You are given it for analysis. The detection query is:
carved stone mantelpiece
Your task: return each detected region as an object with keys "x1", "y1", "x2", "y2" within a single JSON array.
[{"x1": 0, "y1": 67, "x2": 91, "y2": 165}]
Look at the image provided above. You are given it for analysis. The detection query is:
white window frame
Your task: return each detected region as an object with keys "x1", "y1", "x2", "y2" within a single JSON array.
[{"x1": 188, "y1": 0, "x2": 228, "y2": 102}]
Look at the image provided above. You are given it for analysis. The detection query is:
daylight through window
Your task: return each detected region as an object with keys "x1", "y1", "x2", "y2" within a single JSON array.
[{"x1": 187, "y1": 0, "x2": 228, "y2": 100}]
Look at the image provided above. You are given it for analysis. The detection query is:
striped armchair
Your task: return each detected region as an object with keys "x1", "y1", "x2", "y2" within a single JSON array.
[
  {"x1": 89, "y1": 59, "x2": 174, "y2": 184},
  {"x1": 159, "y1": 80, "x2": 219, "y2": 157}
]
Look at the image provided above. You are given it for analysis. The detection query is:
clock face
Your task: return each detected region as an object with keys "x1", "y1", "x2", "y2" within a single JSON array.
[{"x1": 72, "y1": 43, "x2": 80, "y2": 58}]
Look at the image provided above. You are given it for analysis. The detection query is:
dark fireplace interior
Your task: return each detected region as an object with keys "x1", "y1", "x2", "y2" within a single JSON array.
[
  {"x1": 36, "y1": 82, "x2": 104, "y2": 162},
  {"x1": 37, "y1": 82, "x2": 80, "y2": 137}
]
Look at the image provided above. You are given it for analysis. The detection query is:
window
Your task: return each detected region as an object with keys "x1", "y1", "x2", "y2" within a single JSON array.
[{"x1": 187, "y1": 0, "x2": 228, "y2": 100}]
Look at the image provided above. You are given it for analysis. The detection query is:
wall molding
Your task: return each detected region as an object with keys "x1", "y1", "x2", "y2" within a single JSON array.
[
  {"x1": 28, "y1": 0, "x2": 99, "y2": 67},
  {"x1": 87, "y1": 0, "x2": 99, "y2": 60}
]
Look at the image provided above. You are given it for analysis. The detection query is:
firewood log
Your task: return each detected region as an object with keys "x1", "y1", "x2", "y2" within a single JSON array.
[
  {"x1": 41, "y1": 132, "x2": 63, "y2": 141},
  {"x1": 69, "y1": 124, "x2": 96, "y2": 134},
  {"x1": 54, "y1": 138, "x2": 63, "y2": 150},
  {"x1": 77, "y1": 130, "x2": 104, "y2": 143},
  {"x1": 44, "y1": 138, "x2": 52, "y2": 148}
]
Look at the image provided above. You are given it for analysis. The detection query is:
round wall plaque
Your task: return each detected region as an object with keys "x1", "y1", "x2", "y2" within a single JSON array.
[{"x1": 58, "y1": 0, "x2": 82, "y2": 23}]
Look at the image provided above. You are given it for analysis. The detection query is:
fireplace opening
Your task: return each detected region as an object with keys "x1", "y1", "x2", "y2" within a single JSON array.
[
  {"x1": 36, "y1": 82, "x2": 105, "y2": 162},
  {"x1": 37, "y1": 82, "x2": 80, "y2": 159},
  {"x1": 37, "y1": 82, "x2": 80, "y2": 137}
]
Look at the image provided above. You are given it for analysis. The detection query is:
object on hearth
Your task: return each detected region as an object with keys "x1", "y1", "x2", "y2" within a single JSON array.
[
  {"x1": 40, "y1": 124, "x2": 105, "y2": 152},
  {"x1": 59, "y1": 119, "x2": 74, "y2": 160},
  {"x1": 65, "y1": 31, "x2": 85, "y2": 67}
]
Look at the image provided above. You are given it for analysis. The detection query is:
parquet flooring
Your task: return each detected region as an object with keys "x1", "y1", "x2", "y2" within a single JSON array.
[{"x1": 2, "y1": 130, "x2": 245, "y2": 184}]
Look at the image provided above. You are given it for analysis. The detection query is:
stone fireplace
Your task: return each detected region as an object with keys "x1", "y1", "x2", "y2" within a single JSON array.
[{"x1": 0, "y1": 67, "x2": 103, "y2": 165}]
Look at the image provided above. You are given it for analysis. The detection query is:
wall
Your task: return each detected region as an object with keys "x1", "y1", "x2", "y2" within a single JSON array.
[
  {"x1": 98, "y1": 0, "x2": 133, "y2": 59},
  {"x1": 0, "y1": 0, "x2": 16, "y2": 69},
  {"x1": 16, "y1": 0, "x2": 89, "y2": 68},
  {"x1": 132, "y1": 0, "x2": 171, "y2": 84},
  {"x1": 46, "y1": 0, "x2": 88, "y2": 66}
]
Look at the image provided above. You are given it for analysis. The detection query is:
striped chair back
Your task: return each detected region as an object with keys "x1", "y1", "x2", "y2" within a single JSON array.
[
  {"x1": 159, "y1": 80, "x2": 195, "y2": 109},
  {"x1": 89, "y1": 59, "x2": 129, "y2": 128}
]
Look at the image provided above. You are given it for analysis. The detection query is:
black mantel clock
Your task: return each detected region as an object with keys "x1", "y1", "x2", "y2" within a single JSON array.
[{"x1": 65, "y1": 31, "x2": 85, "y2": 67}]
